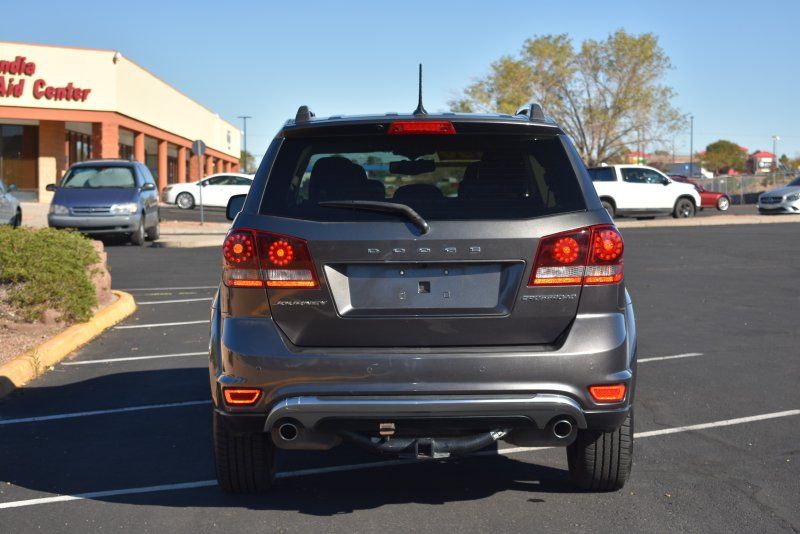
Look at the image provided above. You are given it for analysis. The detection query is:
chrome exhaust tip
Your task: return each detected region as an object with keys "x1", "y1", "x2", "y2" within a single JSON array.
[
  {"x1": 278, "y1": 422, "x2": 299, "y2": 441},
  {"x1": 552, "y1": 419, "x2": 574, "y2": 440}
]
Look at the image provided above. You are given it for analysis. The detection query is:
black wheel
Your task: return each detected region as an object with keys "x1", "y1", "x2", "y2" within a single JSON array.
[
  {"x1": 130, "y1": 216, "x2": 146, "y2": 246},
  {"x1": 567, "y1": 410, "x2": 633, "y2": 492},
  {"x1": 11, "y1": 209, "x2": 21, "y2": 228},
  {"x1": 600, "y1": 200, "x2": 615, "y2": 219},
  {"x1": 146, "y1": 221, "x2": 160, "y2": 241},
  {"x1": 672, "y1": 198, "x2": 695, "y2": 218},
  {"x1": 176, "y1": 192, "x2": 195, "y2": 210},
  {"x1": 213, "y1": 409, "x2": 275, "y2": 493},
  {"x1": 716, "y1": 196, "x2": 730, "y2": 211}
]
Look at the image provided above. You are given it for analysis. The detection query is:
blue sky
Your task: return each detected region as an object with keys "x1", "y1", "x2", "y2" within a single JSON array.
[{"x1": 4, "y1": 0, "x2": 798, "y2": 161}]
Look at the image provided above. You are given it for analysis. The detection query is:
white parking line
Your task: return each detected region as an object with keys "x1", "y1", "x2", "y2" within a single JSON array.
[
  {"x1": 0, "y1": 408, "x2": 796, "y2": 509},
  {"x1": 639, "y1": 352, "x2": 703, "y2": 363},
  {"x1": 119, "y1": 286, "x2": 217, "y2": 291},
  {"x1": 136, "y1": 297, "x2": 213, "y2": 305},
  {"x1": 114, "y1": 320, "x2": 209, "y2": 330},
  {"x1": 62, "y1": 352, "x2": 206, "y2": 366},
  {"x1": 0, "y1": 400, "x2": 210, "y2": 426}
]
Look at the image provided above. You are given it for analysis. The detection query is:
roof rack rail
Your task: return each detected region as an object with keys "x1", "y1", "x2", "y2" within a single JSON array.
[
  {"x1": 515, "y1": 103, "x2": 546, "y2": 121},
  {"x1": 295, "y1": 105, "x2": 315, "y2": 123}
]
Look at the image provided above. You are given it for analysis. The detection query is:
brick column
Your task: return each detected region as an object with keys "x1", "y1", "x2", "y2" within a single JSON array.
[
  {"x1": 157, "y1": 140, "x2": 168, "y2": 192},
  {"x1": 133, "y1": 132, "x2": 145, "y2": 164},
  {"x1": 205, "y1": 155, "x2": 214, "y2": 175},
  {"x1": 91, "y1": 121, "x2": 119, "y2": 159},
  {"x1": 38, "y1": 120, "x2": 67, "y2": 202},
  {"x1": 231, "y1": 161, "x2": 240, "y2": 172},
  {"x1": 177, "y1": 146, "x2": 187, "y2": 183},
  {"x1": 190, "y1": 154, "x2": 199, "y2": 181}
]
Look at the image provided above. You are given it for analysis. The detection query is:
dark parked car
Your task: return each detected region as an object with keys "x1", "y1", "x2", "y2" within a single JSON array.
[
  {"x1": 47, "y1": 160, "x2": 160, "y2": 245},
  {"x1": 669, "y1": 175, "x2": 730, "y2": 211},
  {"x1": 210, "y1": 104, "x2": 636, "y2": 493}
]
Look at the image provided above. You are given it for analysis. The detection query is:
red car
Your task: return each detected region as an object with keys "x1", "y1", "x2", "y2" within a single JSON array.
[{"x1": 669, "y1": 175, "x2": 730, "y2": 211}]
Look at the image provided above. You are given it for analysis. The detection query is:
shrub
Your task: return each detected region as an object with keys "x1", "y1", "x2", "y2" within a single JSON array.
[{"x1": 0, "y1": 227, "x2": 99, "y2": 323}]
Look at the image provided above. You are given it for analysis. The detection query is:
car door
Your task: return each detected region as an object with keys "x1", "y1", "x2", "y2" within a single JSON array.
[
  {"x1": 0, "y1": 180, "x2": 10, "y2": 223},
  {"x1": 619, "y1": 167, "x2": 667, "y2": 210},
  {"x1": 199, "y1": 176, "x2": 227, "y2": 207},
  {"x1": 138, "y1": 166, "x2": 159, "y2": 227}
]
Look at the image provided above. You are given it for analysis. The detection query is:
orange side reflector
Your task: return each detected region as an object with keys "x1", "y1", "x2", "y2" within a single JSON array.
[
  {"x1": 223, "y1": 388, "x2": 262, "y2": 406},
  {"x1": 588, "y1": 383, "x2": 627, "y2": 403}
]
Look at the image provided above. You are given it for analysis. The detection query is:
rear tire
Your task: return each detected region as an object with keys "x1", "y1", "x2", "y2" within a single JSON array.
[
  {"x1": 213, "y1": 409, "x2": 275, "y2": 493},
  {"x1": 11, "y1": 209, "x2": 21, "y2": 228},
  {"x1": 717, "y1": 196, "x2": 730, "y2": 211},
  {"x1": 567, "y1": 410, "x2": 633, "y2": 492},
  {"x1": 176, "y1": 192, "x2": 195, "y2": 210},
  {"x1": 130, "y1": 217, "x2": 146, "y2": 246},
  {"x1": 600, "y1": 200, "x2": 615, "y2": 219},
  {"x1": 672, "y1": 198, "x2": 695, "y2": 218}
]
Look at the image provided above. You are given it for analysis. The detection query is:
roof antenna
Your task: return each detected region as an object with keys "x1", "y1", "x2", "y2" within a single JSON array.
[{"x1": 413, "y1": 63, "x2": 427, "y2": 116}]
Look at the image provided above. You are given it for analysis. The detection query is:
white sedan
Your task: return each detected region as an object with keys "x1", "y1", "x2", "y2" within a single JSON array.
[{"x1": 161, "y1": 173, "x2": 254, "y2": 209}]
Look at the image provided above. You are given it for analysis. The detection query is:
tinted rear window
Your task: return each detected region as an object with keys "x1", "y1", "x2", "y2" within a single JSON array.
[
  {"x1": 587, "y1": 167, "x2": 615, "y2": 182},
  {"x1": 260, "y1": 135, "x2": 585, "y2": 221}
]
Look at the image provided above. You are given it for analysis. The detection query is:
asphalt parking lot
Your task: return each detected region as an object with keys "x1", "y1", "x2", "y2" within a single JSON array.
[{"x1": 0, "y1": 222, "x2": 798, "y2": 532}]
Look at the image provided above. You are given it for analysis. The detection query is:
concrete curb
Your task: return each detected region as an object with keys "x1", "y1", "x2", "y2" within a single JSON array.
[{"x1": 0, "y1": 290, "x2": 137, "y2": 399}]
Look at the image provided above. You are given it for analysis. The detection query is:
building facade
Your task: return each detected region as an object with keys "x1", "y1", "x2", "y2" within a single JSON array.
[{"x1": 0, "y1": 41, "x2": 240, "y2": 201}]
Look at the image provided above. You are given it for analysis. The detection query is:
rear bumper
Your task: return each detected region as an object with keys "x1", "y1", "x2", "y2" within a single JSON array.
[{"x1": 210, "y1": 291, "x2": 637, "y2": 445}]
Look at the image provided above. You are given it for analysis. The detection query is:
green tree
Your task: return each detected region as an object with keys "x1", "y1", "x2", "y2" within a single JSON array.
[
  {"x1": 450, "y1": 30, "x2": 685, "y2": 166},
  {"x1": 240, "y1": 150, "x2": 255, "y2": 173},
  {"x1": 701, "y1": 140, "x2": 746, "y2": 175}
]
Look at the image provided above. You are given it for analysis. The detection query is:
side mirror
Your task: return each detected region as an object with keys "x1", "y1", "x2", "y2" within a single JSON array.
[
  {"x1": 45, "y1": 183, "x2": 57, "y2": 192},
  {"x1": 662, "y1": 178, "x2": 671, "y2": 186},
  {"x1": 226, "y1": 194, "x2": 247, "y2": 221},
  {"x1": 200, "y1": 180, "x2": 208, "y2": 187},
  {"x1": 141, "y1": 182, "x2": 156, "y2": 191},
  {"x1": 7, "y1": 183, "x2": 17, "y2": 192}
]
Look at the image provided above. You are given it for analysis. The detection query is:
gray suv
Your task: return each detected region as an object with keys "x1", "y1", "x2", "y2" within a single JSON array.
[{"x1": 210, "y1": 104, "x2": 636, "y2": 493}]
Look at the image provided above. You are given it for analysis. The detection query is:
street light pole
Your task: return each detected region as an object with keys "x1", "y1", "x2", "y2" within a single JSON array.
[
  {"x1": 689, "y1": 114, "x2": 694, "y2": 177},
  {"x1": 237, "y1": 115, "x2": 252, "y2": 173},
  {"x1": 772, "y1": 134, "x2": 780, "y2": 174}
]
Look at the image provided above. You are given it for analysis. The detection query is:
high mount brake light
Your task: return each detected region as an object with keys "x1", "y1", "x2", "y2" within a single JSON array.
[
  {"x1": 528, "y1": 225, "x2": 623, "y2": 287},
  {"x1": 222, "y1": 230, "x2": 319, "y2": 289},
  {"x1": 387, "y1": 121, "x2": 456, "y2": 135},
  {"x1": 588, "y1": 384, "x2": 627, "y2": 403}
]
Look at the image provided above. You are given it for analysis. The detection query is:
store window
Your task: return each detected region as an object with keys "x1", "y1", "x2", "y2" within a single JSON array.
[
  {"x1": 0, "y1": 124, "x2": 38, "y2": 192},
  {"x1": 66, "y1": 130, "x2": 92, "y2": 166}
]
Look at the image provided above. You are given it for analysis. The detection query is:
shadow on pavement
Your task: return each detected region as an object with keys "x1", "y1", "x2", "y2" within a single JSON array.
[{"x1": 0, "y1": 370, "x2": 579, "y2": 514}]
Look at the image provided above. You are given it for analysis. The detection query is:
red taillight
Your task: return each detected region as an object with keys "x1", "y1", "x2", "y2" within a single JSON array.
[
  {"x1": 387, "y1": 121, "x2": 456, "y2": 135},
  {"x1": 529, "y1": 225, "x2": 623, "y2": 286},
  {"x1": 223, "y1": 387, "x2": 262, "y2": 406},
  {"x1": 588, "y1": 383, "x2": 627, "y2": 403},
  {"x1": 222, "y1": 230, "x2": 319, "y2": 289}
]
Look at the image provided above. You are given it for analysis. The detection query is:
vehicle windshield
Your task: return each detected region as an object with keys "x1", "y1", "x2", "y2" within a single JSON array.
[
  {"x1": 787, "y1": 176, "x2": 800, "y2": 187},
  {"x1": 61, "y1": 166, "x2": 136, "y2": 188},
  {"x1": 261, "y1": 134, "x2": 586, "y2": 221}
]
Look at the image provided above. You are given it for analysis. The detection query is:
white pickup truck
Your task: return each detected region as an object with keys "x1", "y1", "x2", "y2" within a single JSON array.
[{"x1": 587, "y1": 164, "x2": 702, "y2": 219}]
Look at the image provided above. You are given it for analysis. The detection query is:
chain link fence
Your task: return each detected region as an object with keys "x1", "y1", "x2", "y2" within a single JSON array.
[{"x1": 694, "y1": 173, "x2": 798, "y2": 205}]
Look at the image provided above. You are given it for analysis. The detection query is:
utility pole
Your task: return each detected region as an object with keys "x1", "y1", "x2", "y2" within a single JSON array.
[
  {"x1": 237, "y1": 115, "x2": 252, "y2": 173},
  {"x1": 689, "y1": 115, "x2": 694, "y2": 177}
]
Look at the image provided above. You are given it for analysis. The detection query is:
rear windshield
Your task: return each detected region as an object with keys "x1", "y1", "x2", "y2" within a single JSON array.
[
  {"x1": 587, "y1": 167, "x2": 615, "y2": 182},
  {"x1": 61, "y1": 166, "x2": 136, "y2": 188},
  {"x1": 260, "y1": 135, "x2": 586, "y2": 221}
]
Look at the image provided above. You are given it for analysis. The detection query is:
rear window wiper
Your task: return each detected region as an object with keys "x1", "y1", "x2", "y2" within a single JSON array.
[{"x1": 318, "y1": 200, "x2": 430, "y2": 234}]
